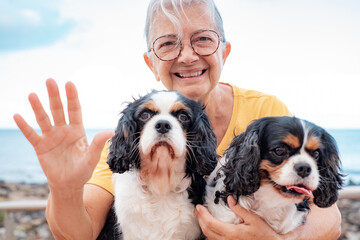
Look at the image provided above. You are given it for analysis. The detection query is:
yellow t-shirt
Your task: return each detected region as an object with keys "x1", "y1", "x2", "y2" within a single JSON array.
[
  {"x1": 87, "y1": 83, "x2": 291, "y2": 195},
  {"x1": 216, "y1": 83, "x2": 291, "y2": 156}
]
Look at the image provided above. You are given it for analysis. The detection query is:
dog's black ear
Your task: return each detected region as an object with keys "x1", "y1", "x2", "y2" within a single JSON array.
[
  {"x1": 222, "y1": 123, "x2": 262, "y2": 199},
  {"x1": 107, "y1": 103, "x2": 140, "y2": 174},
  {"x1": 186, "y1": 109, "x2": 218, "y2": 176},
  {"x1": 313, "y1": 129, "x2": 344, "y2": 208}
]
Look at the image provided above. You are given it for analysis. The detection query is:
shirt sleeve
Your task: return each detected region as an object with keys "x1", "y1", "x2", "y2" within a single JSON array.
[
  {"x1": 262, "y1": 95, "x2": 292, "y2": 117},
  {"x1": 87, "y1": 141, "x2": 114, "y2": 195}
]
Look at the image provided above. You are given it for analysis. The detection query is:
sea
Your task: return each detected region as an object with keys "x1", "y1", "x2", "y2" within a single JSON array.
[{"x1": 0, "y1": 129, "x2": 359, "y2": 185}]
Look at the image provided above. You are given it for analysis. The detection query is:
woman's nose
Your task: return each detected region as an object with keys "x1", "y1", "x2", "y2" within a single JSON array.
[{"x1": 177, "y1": 41, "x2": 199, "y2": 63}]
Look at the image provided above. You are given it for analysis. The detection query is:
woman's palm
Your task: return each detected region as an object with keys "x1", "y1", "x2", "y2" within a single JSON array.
[{"x1": 14, "y1": 79, "x2": 113, "y2": 190}]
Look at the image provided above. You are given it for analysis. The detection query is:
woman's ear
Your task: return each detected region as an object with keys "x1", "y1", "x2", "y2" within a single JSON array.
[
  {"x1": 143, "y1": 52, "x2": 160, "y2": 82},
  {"x1": 222, "y1": 42, "x2": 231, "y2": 64}
]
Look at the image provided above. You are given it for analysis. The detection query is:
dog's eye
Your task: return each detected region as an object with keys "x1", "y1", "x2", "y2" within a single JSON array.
[
  {"x1": 312, "y1": 150, "x2": 320, "y2": 160},
  {"x1": 140, "y1": 111, "x2": 152, "y2": 121},
  {"x1": 178, "y1": 113, "x2": 189, "y2": 122},
  {"x1": 274, "y1": 147, "x2": 287, "y2": 156}
]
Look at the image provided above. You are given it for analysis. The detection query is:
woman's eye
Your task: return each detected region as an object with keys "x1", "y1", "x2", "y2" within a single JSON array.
[
  {"x1": 160, "y1": 41, "x2": 177, "y2": 47},
  {"x1": 312, "y1": 150, "x2": 320, "y2": 160},
  {"x1": 140, "y1": 111, "x2": 152, "y2": 121},
  {"x1": 274, "y1": 147, "x2": 287, "y2": 156},
  {"x1": 178, "y1": 113, "x2": 189, "y2": 122},
  {"x1": 198, "y1": 36, "x2": 211, "y2": 42}
]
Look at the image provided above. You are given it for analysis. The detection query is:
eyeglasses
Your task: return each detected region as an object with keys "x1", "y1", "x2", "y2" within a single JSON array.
[{"x1": 149, "y1": 29, "x2": 222, "y2": 61}]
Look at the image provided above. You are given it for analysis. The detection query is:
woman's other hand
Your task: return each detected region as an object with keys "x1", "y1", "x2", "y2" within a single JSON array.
[{"x1": 195, "y1": 196, "x2": 279, "y2": 240}]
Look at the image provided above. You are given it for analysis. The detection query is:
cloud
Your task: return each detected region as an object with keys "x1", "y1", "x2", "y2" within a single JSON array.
[
  {"x1": 20, "y1": 9, "x2": 42, "y2": 25},
  {"x1": 0, "y1": 0, "x2": 75, "y2": 52}
]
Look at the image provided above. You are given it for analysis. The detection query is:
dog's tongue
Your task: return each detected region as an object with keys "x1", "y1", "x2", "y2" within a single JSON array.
[{"x1": 286, "y1": 185, "x2": 312, "y2": 196}]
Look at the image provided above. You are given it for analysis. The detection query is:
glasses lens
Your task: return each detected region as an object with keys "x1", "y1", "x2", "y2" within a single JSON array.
[
  {"x1": 191, "y1": 30, "x2": 220, "y2": 56},
  {"x1": 153, "y1": 35, "x2": 181, "y2": 61}
]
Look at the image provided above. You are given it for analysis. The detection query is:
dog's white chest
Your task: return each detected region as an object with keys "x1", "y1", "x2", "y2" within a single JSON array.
[
  {"x1": 206, "y1": 176, "x2": 308, "y2": 234},
  {"x1": 113, "y1": 172, "x2": 201, "y2": 240}
]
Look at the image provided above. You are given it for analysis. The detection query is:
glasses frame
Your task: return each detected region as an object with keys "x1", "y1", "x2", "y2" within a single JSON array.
[{"x1": 149, "y1": 29, "x2": 222, "y2": 61}]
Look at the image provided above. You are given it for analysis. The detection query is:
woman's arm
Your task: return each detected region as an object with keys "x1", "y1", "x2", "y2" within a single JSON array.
[
  {"x1": 195, "y1": 196, "x2": 341, "y2": 240},
  {"x1": 282, "y1": 203, "x2": 341, "y2": 240},
  {"x1": 47, "y1": 184, "x2": 113, "y2": 239}
]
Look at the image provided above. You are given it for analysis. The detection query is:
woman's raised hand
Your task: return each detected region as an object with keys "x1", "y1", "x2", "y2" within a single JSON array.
[{"x1": 13, "y1": 79, "x2": 114, "y2": 192}]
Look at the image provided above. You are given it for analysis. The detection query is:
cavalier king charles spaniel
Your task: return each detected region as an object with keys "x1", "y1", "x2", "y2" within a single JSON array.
[
  {"x1": 206, "y1": 116, "x2": 343, "y2": 234},
  {"x1": 107, "y1": 90, "x2": 218, "y2": 240}
]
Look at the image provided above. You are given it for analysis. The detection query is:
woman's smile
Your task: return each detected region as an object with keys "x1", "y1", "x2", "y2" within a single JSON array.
[{"x1": 173, "y1": 68, "x2": 207, "y2": 79}]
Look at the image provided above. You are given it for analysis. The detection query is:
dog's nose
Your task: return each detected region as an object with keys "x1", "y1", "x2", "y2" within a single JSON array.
[
  {"x1": 155, "y1": 120, "x2": 172, "y2": 134},
  {"x1": 294, "y1": 162, "x2": 312, "y2": 178}
]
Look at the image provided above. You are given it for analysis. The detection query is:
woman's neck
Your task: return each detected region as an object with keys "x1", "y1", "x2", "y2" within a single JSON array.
[{"x1": 204, "y1": 83, "x2": 233, "y2": 146}]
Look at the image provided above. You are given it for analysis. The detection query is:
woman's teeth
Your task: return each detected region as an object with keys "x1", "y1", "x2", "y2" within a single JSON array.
[{"x1": 176, "y1": 70, "x2": 205, "y2": 78}]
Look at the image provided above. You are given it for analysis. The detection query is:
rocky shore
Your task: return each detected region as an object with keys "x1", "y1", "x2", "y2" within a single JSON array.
[
  {"x1": 0, "y1": 181, "x2": 359, "y2": 240},
  {"x1": 0, "y1": 181, "x2": 51, "y2": 240},
  {"x1": 338, "y1": 197, "x2": 360, "y2": 240}
]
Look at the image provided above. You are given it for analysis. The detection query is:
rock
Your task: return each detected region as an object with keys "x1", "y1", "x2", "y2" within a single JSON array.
[
  {"x1": 348, "y1": 212, "x2": 360, "y2": 226},
  {"x1": 0, "y1": 188, "x2": 8, "y2": 198},
  {"x1": 344, "y1": 232, "x2": 360, "y2": 240}
]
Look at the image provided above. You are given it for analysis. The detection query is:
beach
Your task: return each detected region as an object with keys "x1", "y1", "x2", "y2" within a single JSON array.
[{"x1": 0, "y1": 181, "x2": 359, "y2": 239}]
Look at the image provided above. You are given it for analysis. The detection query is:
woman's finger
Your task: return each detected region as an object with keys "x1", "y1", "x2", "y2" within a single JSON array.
[
  {"x1": 13, "y1": 113, "x2": 41, "y2": 148},
  {"x1": 194, "y1": 204, "x2": 235, "y2": 239},
  {"x1": 227, "y1": 196, "x2": 279, "y2": 239},
  {"x1": 28, "y1": 93, "x2": 52, "y2": 133},
  {"x1": 65, "y1": 81, "x2": 83, "y2": 125},
  {"x1": 46, "y1": 78, "x2": 66, "y2": 126},
  {"x1": 228, "y1": 195, "x2": 269, "y2": 226},
  {"x1": 227, "y1": 195, "x2": 254, "y2": 222}
]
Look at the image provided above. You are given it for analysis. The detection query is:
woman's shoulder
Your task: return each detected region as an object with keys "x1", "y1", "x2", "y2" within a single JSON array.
[
  {"x1": 229, "y1": 84, "x2": 276, "y2": 100},
  {"x1": 224, "y1": 83, "x2": 291, "y2": 117},
  {"x1": 216, "y1": 83, "x2": 291, "y2": 157}
]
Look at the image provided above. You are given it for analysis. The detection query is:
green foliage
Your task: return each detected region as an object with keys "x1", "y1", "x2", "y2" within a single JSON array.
[{"x1": 0, "y1": 210, "x2": 5, "y2": 227}]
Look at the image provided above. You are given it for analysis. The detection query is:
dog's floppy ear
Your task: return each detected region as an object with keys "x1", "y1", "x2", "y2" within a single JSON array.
[
  {"x1": 107, "y1": 102, "x2": 140, "y2": 174},
  {"x1": 186, "y1": 109, "x2": 218, "y2": 176},
  {"x1": 222, "y1": 121, "x2": 262, "y2": 199},
  {"x1": 313, "y1": 129, "x2": 344, "y2": 208}
]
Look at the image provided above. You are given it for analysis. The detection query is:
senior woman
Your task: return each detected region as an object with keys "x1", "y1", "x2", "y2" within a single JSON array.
[{"x1": 14, "y1": 0, "x2": 341, "y2": 239}]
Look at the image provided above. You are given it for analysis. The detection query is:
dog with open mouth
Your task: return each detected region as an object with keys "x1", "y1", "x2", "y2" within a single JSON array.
[
  {"x1": 107, "y1": 90, "x2": 218, "y2": 240},
  {"x1": 206, "y1": 116, "x2": 343, "y2": 234}
]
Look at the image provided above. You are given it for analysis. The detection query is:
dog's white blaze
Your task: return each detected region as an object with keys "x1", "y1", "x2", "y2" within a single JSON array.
[{"x1": 152, "y1": 91, "x2": 179, "y2": 113}]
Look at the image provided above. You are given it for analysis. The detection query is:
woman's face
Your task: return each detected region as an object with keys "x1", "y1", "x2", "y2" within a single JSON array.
[{"x1": 144, "y1": 4, "x2": 230, "y2": 104}]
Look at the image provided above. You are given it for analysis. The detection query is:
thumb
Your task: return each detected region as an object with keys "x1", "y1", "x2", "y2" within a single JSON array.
[
  {"x1": 228, "y1": 195, "x2": 265, "y2": 225},
  {"x1": 227, "y1": 195, "x2": 252, "y2": 221},
  {"x1": 87, "y1": 130, "x2": 115, "y2": 167},
  {"x1": 194, "y1": 204, "x2": 213, "y2": 220}
]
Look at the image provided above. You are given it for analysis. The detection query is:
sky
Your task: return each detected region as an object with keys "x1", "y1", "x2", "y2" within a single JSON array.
[{"x1": 1, "y1": 0, "x2": 359, "y2": 130}]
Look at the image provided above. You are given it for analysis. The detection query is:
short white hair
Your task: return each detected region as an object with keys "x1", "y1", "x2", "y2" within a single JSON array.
[{"x1": 144, "y1": 0, "x2": 226, "y2": 50}]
